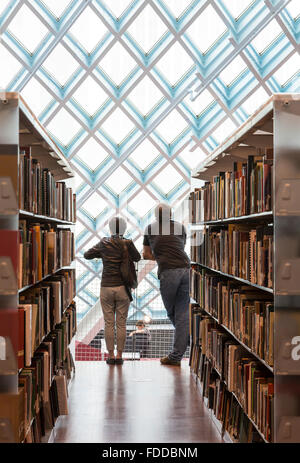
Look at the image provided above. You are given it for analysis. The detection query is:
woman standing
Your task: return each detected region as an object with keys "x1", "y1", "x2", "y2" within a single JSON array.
[{"x1": 84, "y1": 217, "x2": 141, "y2": 364}]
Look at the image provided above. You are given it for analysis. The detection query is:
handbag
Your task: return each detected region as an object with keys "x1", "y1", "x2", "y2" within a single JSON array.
[{"x1": 119, "y1": 239, "x2": 138, "y2": 295}]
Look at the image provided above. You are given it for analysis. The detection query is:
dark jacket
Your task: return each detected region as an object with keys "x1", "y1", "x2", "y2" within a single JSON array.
[{"x1": 84, "y1": 235, "x2": 141, "y2": 287}]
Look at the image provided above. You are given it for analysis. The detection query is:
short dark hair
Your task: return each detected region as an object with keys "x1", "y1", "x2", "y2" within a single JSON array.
[
  {"x1": 136, "y1": 320, "x2": 145, "y2": 327},
  {"x1": 109, "y1": 216, "x2": 127, "y2": 235},
  {"x1": 155, "y1": 203, "x2": 172, "y2": 223}
]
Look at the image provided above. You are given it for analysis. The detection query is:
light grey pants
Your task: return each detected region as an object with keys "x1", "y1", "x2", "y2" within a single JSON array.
[{"x1": 100, "y1": 285, "x2": 130, "y2": 352}]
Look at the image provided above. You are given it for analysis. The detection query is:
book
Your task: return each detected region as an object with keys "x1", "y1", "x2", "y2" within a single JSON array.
[
  {"x1": 189, "y1": 150, "x2": 273, "y2": 222},
  {"x1": 19, "y1": 149, "x2": 76, "y2": 222}
]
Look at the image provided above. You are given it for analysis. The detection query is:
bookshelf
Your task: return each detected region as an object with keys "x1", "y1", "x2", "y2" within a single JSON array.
[
  {"x1": 189, "y1": 94, "x2": 300, "y2": 443},
  {"x1": 0, "y1": 92, "x2": 77, "y2": 443}
]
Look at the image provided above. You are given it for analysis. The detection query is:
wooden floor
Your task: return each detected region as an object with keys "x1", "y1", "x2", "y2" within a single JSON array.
[{"x1": 53, "y1": 360, "x2": 223, "y2": 443}]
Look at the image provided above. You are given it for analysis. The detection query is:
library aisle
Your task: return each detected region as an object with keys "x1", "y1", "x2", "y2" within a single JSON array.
[{"x1": 53, "y1": 361, "x2": 222, "y2": 444}]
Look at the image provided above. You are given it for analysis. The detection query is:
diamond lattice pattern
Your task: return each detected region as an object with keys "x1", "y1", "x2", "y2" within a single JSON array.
[{"x1": 1, "y1": 0, "x2": 299, "y2": 319}]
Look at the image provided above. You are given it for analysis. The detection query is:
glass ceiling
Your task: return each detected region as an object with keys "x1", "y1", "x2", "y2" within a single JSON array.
[{"x1": 1, "y1": 0, "x2": 299, "y2": 320}]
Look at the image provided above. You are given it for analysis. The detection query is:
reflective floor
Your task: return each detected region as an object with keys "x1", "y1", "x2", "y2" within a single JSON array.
[{"x1": 53, "y1": 360, "x2": 223, "y2": 443}]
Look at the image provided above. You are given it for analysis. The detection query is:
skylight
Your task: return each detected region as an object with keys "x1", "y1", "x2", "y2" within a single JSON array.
[
  {"x1": 75, "y1": 138, "x2": 108, "y2": 171},
  {"x1": 184, "y1": 89, "x2": 215, "y2": 116},
  {"x1": 156, "y1": 109, "x2": 188, "y2": 144},
  {"x1": 128, "y1": 139, "x2": 160, "y2": 170},
  {"x1": 101, "y1": 0, "x2": 133, "y2": 19},
  {"x1": 126, "y1": 75, "x2": 164, "y2": 116},
  {"x1": 219, "y1": 56, "x2": 247, "y2": 86},
  {"x1": 8, "y1": 4, "x2": 49, "y2": 54},
  {"x1": 186, "y1": 4, "x2": 227, "y2": 54},
  {"x1": 128, "y1": 191, "x2": 156, "y2": 217},
  {"x1": 160, "y1": 0, "x2": 193, "y2": 19},
  {"x1": 21, "y1": 77, "x2": 53, "y2": 117},
  {"x1": 155, "y1": 42, "x2": 194, "y2": 86},
  {"x1": 46, "y1": 108, "x2": 82, "y2": 146},
  {"x1": 210, "y1": 118, "x2": 237, "y2": 143},
  {"x1": 40, "y1": 0, "x2": 72, "y2": 19},
  {"x1": 152, "y1": 164, "x2": 183, "y2": 195},
  {"x1": 82, "y1": 192, "x2": 107, "y2": 218},
  {"x1": 126, "y1": 4, "x2": 168, "y2": 53},
  {"x1": 0, "y1": 43, "x2": 22, "y2": 88},
  {"x1": 221, "y1": 0, "x2": 255, "y2": 20},
  {"x1": 250, "y1": 19, "x2": 283, "y2": 54},
  {"x1": 68, "y1": 6, "x2": 108, "y2": 54},
  {"x1": 272, "y1": 53, "x2": 300, "y2": 86},
  {"x1": 104, "y1": 166, "x2": 134, "y2": 195},
  {"x1": 72, "y1": 76, "x2": 108, "y2": 116},
  {"x1": 99, "y1": 42, "x2": 137, "y2": 86},
  {"x1": 241, "y1": 87, "x2": 269, "y2": 115},
  {"x1": 100, "y1": 107, "x2": 136, "y2": 144},
  {"x1": 42, "y1": 43, "x2": 79, "y2": 86}
]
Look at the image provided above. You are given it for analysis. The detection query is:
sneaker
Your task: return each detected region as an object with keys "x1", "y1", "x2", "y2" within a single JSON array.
[{"x1": 160, "y1": 356, "x2": 181, "y2": 366}]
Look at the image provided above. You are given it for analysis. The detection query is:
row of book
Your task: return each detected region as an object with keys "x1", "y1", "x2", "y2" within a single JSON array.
[
  {"x1": 190, "y1": 268, "x2": 274, "y2": 366},
  {"x1": 19, "y1": 147, "x2": 76, "y2": 222},
  {"x1": 190, "y1": 309, "x2": 274, "y2": 442},
  {"x1": 17, "y1": 269, "x2": 76, "y2": 369},
  {"x1": 1, "y1": 301, "x2": 76, "y2": 444},
  {"x1": 190, "y1": 347, "x2": 265, "y2": 442},
  {"x1": 21, "y1": 346, "x2": 75, "y2": 443},
  {"x1": 191, "y1": 224, "x2": 273, "y2": 288},
  {"x1": 19, "y1": 220, "x2": 75, "y2": 289},
  {"x1": 189, "y1": 150, "x2": 273, "y2": 223}
]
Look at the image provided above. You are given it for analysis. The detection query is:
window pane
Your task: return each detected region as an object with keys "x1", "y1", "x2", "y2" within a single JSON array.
[
  {"x1": 127, "y1": 75, "x2": 164, "y2": 116},
  {"x1": 75, "y1": 137, "x2": 108, "y2": 171},
  {"x1": 161, "y1": 0, "x2": 193, "y2": 19},
  {"x1": 127, "y1": 4, "x2": 168, "y2": 53},
  {"x1": 210, "y1": 118, "x2": 237, "y2": 143},
  {"x1": 155, "y1": 42, "x2": 194, "y2": 86},
  {"x1": 100, "y1": 107, "x2": 135, "y2": 144},
  {"x1": 40, "y1": 0, "x2": 72, "y2": 19},
  {"x1": 46, "y1": 108, "x2": 82, "y2": 146},
  {"x1": 99, "y1": 42, "x2": 137, "y2": 86},
  {"x1": 128, "y1": 138, "x2": 160, "y2": 170},
  {"x1": 272, "y1": 53, "x2": 300, "y2": 86},
  {"x1": 72, "y1": 76, "x2": 108, "y2": 116},
  {"x1": 8, "y1": 4, "x2": 49, "y2": 53},
  {"x1": 101, "y1": 0, "x2": 133, "y2": 19},
  {"x1": 221, "y1": 0, "x2": 255, "y2": 19},
  {"x1": 219, "y1": 56, "x2": 247, "y2": 86},
  {"x1": 82, "y1": 193, "x2": 108, "y2": 218},
  {"x1": 241, "y1": 87, "x2": 269, "y2": 115},
  {"x1": 250, "y1": 19, "x2": 283, "y2": 54},
  {"x1": 43, "y1": 43, "x2": 79, "y2": 86},
  {"x1": 184, "y1": 89, "x2": 215, "y2": 116},
  {"x1": 128, "y1": 191, "x2": 156, "y2": 217},
  {"x1": 105, "y1": 166, "x2": 134, "y2": 194},
  {"x1": 186, "y1": 5, "x2": 227, "y2": 54},
  {"x1": 21, "y1": 77, "x2": 53, "y2": 116},
  {"x1": 156, "y1": 109, "x2": 188, "y2": 144},
  {"x1": 0, "y1": 43, "x2": 22, "y2": 88},
  {"x1": 152, "y1": 164, "x2": 183, "y2": 194},
  {"x1": 68, "y1": 6, "x2": 108, "y2": 54}
]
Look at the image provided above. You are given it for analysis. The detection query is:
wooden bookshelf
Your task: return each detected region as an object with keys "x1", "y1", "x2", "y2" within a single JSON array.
[
  {"x1": 192, "y1": 262, "x2": 273, "y2": 294},
  {"x1": 0, "y1": 92, "x2": 77, "y2": 443},
  {"x1": 189, "y1": 94, "x2": 300, "y2": 443},
  {"x1": 19, "y1": 210, "x2": 75, "y2": 226},
  {"x1": 190, "y1": 211, "x2": 273, "y2": 226}
]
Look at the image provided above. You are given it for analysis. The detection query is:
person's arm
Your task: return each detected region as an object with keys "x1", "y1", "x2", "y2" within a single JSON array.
[
  {"x1": 142, "y1": 229, "x2": 156, "y2": 261},
  {"x1": 128, "y1": 240, "x2": 141, "y2": 262},
  {"x1": 83, "y1": 241, "x2": 102, "y2": 260},
  {"x1": 143, "y1": 245, "x2": 155, "y2": 260}
]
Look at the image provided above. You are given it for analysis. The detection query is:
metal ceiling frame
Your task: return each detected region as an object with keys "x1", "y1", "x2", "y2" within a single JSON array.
[{"x1": 1, "y1": 0, "x2": 299, "y2": 318}]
